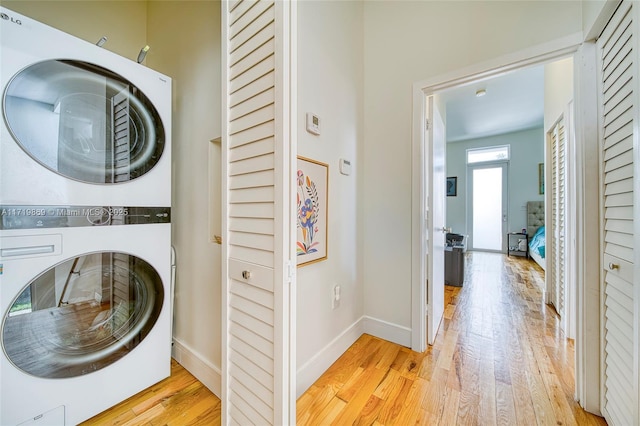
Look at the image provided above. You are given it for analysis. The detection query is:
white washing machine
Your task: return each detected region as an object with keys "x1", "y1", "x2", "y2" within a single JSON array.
[
  {"x1": 0, "y1": 208, "x2": 172, "y2": 425},
  {"x1": 0, "y1": 7, "x2": 171, "y2": 207}
]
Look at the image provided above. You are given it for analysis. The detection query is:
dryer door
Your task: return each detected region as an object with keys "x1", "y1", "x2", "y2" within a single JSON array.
[
  {"x1": 3, "y1": 60, "x2": 165, "y2": 184},
  {"x1": 1, "y1": 252, "x2": 164, "y2": 378}
]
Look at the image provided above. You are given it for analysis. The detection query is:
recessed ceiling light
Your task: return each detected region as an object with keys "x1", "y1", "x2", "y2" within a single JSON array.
[{"x1": 476, "y1": 89, "x2": 487, "y2": 97}]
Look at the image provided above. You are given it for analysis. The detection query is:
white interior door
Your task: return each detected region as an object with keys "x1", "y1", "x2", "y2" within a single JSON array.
[
  {"x1": 427, "y1": 96, "x2": 446, "y2": 345},
  {"x1": 468, "y1": 163, "x2": 508, "y2": 252},
  {"x1": 548, "y1": 118, "x2": 566, "y2": 319},
  {"x1": 596, "y1": 1, "x2": 639, "y2": 424},
  {"x1": 222, "y1": 1, "x2": 295, "y2": 424}
]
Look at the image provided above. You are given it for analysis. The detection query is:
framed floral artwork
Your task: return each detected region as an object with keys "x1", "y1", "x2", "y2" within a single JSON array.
[{"x1": 296, "y1": 156, "x2": 328, "y2": 266}]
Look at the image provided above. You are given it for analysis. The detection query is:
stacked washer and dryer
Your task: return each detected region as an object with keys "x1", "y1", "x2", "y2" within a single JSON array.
[{"x1": 0, "y1": 8, "x2": 173, "y2": 425}]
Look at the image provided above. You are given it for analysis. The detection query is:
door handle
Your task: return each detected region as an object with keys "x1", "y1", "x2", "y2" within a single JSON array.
[{"x1": 442, "y1": 227, "x2": 452, "y2": 233}]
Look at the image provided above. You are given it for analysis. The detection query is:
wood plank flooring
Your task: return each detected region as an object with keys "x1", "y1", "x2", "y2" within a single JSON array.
[
  {"x1": 80, "y1": 358, "x2": 221, "y2": 425},
  {"x1": 82, "y1": 252, "x2": 606, "y2": 425},
  {"x1": 297, "y1": 252, "x2": 606, "y2": 425}
]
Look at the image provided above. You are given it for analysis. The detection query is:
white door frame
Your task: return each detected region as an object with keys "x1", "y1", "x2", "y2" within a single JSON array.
[
  {"x1": 411, "y1": 32, "x2": 581, "y2": 353},
  {"x1": 409, "y1": 32, "x2": 606, "y2": 411}
]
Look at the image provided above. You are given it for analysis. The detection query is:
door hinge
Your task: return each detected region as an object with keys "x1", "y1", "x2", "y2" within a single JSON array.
[
  {"x1": 425, "y1": 119, "x2": 430, "y2": 131},
  {"x1": 286, "y1": 260, "x2": 295, "y2": 283}
]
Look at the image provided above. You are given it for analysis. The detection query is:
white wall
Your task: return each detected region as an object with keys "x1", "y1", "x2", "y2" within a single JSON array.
[
  {"x1": 362, "y1": 1, "x2": 583, "y2": 331},
  {"x1": 446, "y1": 128, "x2": 545, "y2": 240},
  {"x1": 544, "y1": 57, "x2": 574, "y2": 131},
  {"x1": 2, "y1": 1, "x2": 147, "y2": 59},
  {"x1": 295, "y1": 0, "x2": 364, "y2": 396},
  {"x1": 146, "y1": 2, "x2": 223, "y2": 395}
]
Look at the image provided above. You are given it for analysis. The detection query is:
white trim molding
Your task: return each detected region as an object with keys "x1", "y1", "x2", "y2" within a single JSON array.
[
  {"x1": 172, "y1": 338, "x2": 222, "y2": 399},
  {"x1": 296, "y1": 315, "x2": 412, "y2": 398},
  {"x1": 296, "y1": 319, "x2": 364, "y2": 397}
]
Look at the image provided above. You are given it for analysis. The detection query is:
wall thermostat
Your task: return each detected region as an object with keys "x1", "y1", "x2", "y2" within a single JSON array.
[
  {"x1": 339, "y1": 158, "x2": 351, "y2": 175},
  {"x1": 306, "y1": 112, "x2": 320, "y2": 135}
]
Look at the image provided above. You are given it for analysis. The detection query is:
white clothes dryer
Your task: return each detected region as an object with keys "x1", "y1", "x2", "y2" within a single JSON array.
[
  {"x1": 0, "y1": 206, "x2": 172, "y2": 425},
  {"x1": 0, "y1": 7, "x2": 171, "y2": 207}
]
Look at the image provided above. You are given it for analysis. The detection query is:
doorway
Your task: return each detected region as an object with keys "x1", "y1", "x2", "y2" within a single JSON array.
[
  {"x1": 468, "y1": 161, "x2": 508, "y2": 252},
  {"x1": 410, "y1": 39, "x2": 585, "y2": 402}
]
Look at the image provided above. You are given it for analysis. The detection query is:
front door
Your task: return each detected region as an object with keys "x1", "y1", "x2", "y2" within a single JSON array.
[{"x1": 468, "y1": 163, "x2": 508, "y2": 252}]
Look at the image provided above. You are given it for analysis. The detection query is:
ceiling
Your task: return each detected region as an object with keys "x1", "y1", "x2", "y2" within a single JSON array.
[{"x1": 440, "y1": 64, "x2": 544, "y2": 143}]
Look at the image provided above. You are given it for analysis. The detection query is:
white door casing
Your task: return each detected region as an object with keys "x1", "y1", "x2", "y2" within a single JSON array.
[{"x1": 221, "y1": 1, "x2": 296, "y2": 424}]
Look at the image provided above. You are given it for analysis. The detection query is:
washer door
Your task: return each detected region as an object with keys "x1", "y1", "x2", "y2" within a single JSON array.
[
  {"x1": 3, "y1": 60, "x2": 165, "y2": 184},
  {"x1": 1, "y1": 252, "x2": 164, "y2": 378}
]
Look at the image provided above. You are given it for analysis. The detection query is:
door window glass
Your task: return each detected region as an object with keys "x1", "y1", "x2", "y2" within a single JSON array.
[
  {"x1": 1, "y1": 252, "x2": 164, "y2": 378},
  {"x1": 3, "y1": 60, "x2": 165, "y2": 184}
]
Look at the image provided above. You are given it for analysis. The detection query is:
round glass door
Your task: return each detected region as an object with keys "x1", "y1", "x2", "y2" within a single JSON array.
[
  {"x1": 1, "y1": 252, "x2": 164, "y2": 378},
  {"x1": 3, "y1": 60, "x2": 165, "y2": 184}
]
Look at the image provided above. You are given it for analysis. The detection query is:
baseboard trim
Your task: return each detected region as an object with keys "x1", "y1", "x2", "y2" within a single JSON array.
[
  {"x1": 296, "y1": 315, "x2": 412, "y2": 397},
  {"x1": 362, "y1": 315, "x2": 412, "y2": 348},
  {"x1": 171, "y1": 338, "x2": 221, "y2": 399},
  {"x1": 171, "y1": 317, "x2": 411, "y2": 399},
  {"x1": 296, "y1": 318, "x2": 364, "y2": 397}
]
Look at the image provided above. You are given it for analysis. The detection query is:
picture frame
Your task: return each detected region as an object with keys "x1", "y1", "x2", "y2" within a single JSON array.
[
  {"x1": 446, "y1": 176, "x2": 457, "y2": 197},
  {"x1": 538, "y1": 163, "x2": 544, "y2": 194},
  {"x1": 296, "y1": 156, "x2": 328, "y2": 266}
]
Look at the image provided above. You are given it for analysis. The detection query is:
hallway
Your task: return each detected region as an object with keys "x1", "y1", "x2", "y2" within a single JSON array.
[
  {"x1": 82, "y1": 252, "x2": 607, "y2": 425},
  {"x1": 297, "y1": 252, "x2": 606, "y2": 425}
]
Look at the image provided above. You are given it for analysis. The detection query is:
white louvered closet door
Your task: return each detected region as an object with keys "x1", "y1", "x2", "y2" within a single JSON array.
[
  {"x1": 597, "y1": 1, "x2": 639, "y2": 424},
  {"x1": 222, "y1": 1, "x2": 295, "y2": 425},
  {"x1": 549, "y1": 120, "x2": 566, "y2": 318}
]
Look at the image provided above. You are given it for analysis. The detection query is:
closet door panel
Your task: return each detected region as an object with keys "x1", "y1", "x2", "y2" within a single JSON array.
[{"x1": 597, "y1": 1, "x2": 638, "y2": 424}]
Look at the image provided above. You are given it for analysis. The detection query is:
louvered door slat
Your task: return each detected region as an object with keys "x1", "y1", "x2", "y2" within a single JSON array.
[
  {"x1": 605, "y1": 191, "x2": 634, "y2": 206},
  {"x1": 229, "y1": 217, "x2": 275, "y2": 235},
  {"x1": 604, "y1": 135, "x2": 632, "y2": 160},
  {"x1": 605, "y1": 149, "x2": 633, "y2": 172},
  {"x1": 605, "y1": 176, "x2": 634, "y2": 195},
  {"x1": 605, "y1": 218, "x2": 634, "y2": 234},
  {"x1": 229, "y1": 186, "x2": 275, "y2": 203},
  {"x1": 598, "y1": 2, "x2": 637, "y2": 424},
  {"x1": 230, "y1": 360, "x2": 273, "y2": 407},
  {"x1": 230, "y1": 169, "x2": 275, "y2": 189},
  {"x1": 229, "y1": 22, "x2": 275, "y2": 65},
  {"x1": 604, "y1": 163, "x2": 633, "y2": 184},
  {"x1": 230, "y1": 2, "x2": 274, "y2": 52},
  {"x1": 229, "y1": 105, "x2": 275, "y2": 135},
  {"x1": 605, "y1": 205, "x2": 634, "y2": 221},
  {"x1": 229, "y1": 153, "x2": 274, "y2": 176},
  {"x1": 230, "y1": 55, "x2": 276, "y2": 94},
  {"x1": 230, "y1": 72, "x2": 276, "y2": 108},
  {"x1": 230, "y1": 0, "x2": 258, "y2": 25},
  {"x1": 229, "y1": 87, "x2": 275, "y2": 121},
  {"x1": 603, "y1": 81, "x2": 632, "y2": 117},
  {"x1": 229, "y1": 342, "x2": 273, "y2": 375},
  {"x1": 230, "y1": 40, "x2": 275, "y2": 81},
  {"x1": 229, "y1": 137, "x2": 275, "y2": 160},
  {"x1": 230, "y1": 310, "x2": 274, "y2": 340},
  {"x1": 604, "y1": 65, "x2": 633, "y2": 107}
]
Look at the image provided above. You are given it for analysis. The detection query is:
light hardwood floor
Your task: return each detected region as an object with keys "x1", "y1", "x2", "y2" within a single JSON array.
[{"x1": 82, "y1": 252, "x2": 606, "y2": 425}]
